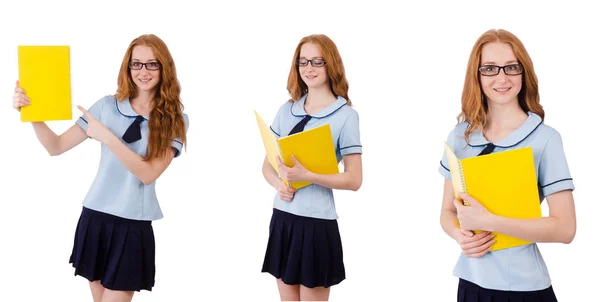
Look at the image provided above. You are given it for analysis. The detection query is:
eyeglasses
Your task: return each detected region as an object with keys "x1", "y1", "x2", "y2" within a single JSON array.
[
  {"x1": 129, "y1": 61, "x2": 161, "y2": 71},
  {"x1": 478, "y1": 64, "x2": 523, "y2": 76},
  {"x1": 296, "y1": 58, "x2": 326, "y2": 67}
]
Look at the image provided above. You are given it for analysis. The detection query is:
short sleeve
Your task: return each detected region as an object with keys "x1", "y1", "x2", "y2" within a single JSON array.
[
  {"x1": 76, "y1": 97, "x2": 106, "y2": 132},
  {"x1": 439, "y1": 129, "x2": 455, "y2": 179},
  {"x1": 339, "y1": 111, "x2": 362, "y2": 156},
  {"x1": 538, "y1": 132, "x2": 574, "y2": 197},
  {"x1": 172, "y1": 113, "x2": 189, "y2": 158},
  {"x1": 270, "y1": 104, "x2": 285, "y2": 138}
]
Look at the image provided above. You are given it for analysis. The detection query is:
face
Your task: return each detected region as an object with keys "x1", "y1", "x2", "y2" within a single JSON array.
[
  {"x1": 129, "y1": 45, "x2": 161, "y2": 93},
  {"x1": 298, "y1": 43, "x2": 329, "y2": 89},
  {"x1": 479, "y1": 42, "x2": 523, "y2": 106}
]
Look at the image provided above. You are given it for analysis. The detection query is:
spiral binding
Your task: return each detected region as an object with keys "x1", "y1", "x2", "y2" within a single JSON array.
[{"x1": 458, "y1": 161, "x2": 469, "y2": 206}]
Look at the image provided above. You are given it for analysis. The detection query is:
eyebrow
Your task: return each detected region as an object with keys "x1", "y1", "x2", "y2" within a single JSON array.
[
  {"x1": 131, "y1": 59, "x2": 158, "y2": 62},
  {"x1": 481, "y1": 60, "x2": 519, "y2": 65},
  {"x1": 299, "y1": 56, "x2": 324, "y2": 59}
]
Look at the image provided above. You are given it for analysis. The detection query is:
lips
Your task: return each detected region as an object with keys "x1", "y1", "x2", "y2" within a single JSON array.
[{"x1": 494, "y1": 87, "x2": 511, "y2": 92}]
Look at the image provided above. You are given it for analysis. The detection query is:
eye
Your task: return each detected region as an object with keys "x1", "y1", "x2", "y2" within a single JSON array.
[
  {"x1": 313, "y1": 59, "x2": 325, "y2": 66},
  {"x1": 132, "y1": 62, "x2": 142, "y2": 68},
  {"x1": 483, "y1": 66, "x2": 495, "y2": 72},
  {"x1": 148, "y1": 62, "x2": 160, "y2": 69},
  {"x1": 297, "y1": 59, "x2": 308, "y2": 66}
]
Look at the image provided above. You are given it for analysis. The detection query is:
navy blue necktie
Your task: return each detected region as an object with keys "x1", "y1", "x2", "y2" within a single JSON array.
[
  {"x1": 478, "y1": 143, "x2": 495, "y2": 156},
  {"x1": 122, "y1": 115, "x2": 145, "y2": 143},
  {"x1": 288, "y1": 115, "x2": 312, "y2": 135}
]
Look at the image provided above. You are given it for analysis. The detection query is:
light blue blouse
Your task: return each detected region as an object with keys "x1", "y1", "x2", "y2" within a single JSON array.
[
  {"x1": 76, "y1": 95, "x2": 189, "y2": 221},
  {"x1": 270, "y1": 95, "x2": 362, "y2": 220},
  {"x1": 439, "y1": 112, "x2": 574, "y2": 291}
]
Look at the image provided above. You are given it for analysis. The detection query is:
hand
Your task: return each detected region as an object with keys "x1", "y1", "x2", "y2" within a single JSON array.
[
  {"x1": 276, "y1": 155, "x2": 311, "y2": 183},
  {"x1": 277, "y1": 179, "x2": 297, "y2": 202},
  {"x1": 77, "y1": 105, "x2": 114, "y2": 144},
  {"x1": 453, "y1": 228, "x2": 496, "y2": 258},
  {"x1": 12, "y1": 80, "x2": 31, "y2": 112},
  {"x1": 454, "y1": 193, "x2": 494, "y2": 231}
]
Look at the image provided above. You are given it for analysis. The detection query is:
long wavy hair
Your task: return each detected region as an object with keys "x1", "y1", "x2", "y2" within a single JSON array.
[
  {"x1": 115, "y1": 34, "x2": 187, "y2": 160},
  {"x1": 459, "y1": 29, "x2": 544, "y2": 141},
  {"x1": 287, "y1": 34, "x2": 351, "y2": 105}
]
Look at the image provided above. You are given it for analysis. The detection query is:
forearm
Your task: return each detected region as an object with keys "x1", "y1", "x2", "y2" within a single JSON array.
[
  {"x1": 262, "y1": 160, "x2": 281, "y2": 189},
  {"x1": 441, "y1": 208, "x2": 461, "y2": 241},
  {"x1": 105, "y1": 134, "x2": 160, "y2": 185},
  {"x1": 31, "y1": 122, "x2": 61, "y2": 155},
  {"x1": 307, "y1": 170, "x2": 361, "y2": 191},
  {"x1": 487, "y1": 215, "x2": 575, "y2": 244}
]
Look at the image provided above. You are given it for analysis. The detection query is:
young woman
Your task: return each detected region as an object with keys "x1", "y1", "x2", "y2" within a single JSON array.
[
  {"x1": 12, "y1": 34, "x2": 188, "y2": 302},
  {"x1": 261, "y1": 34, "x2": 363, "y2": 301},
  {"x1": 439, "y1": 29, "x2": 576, "y2": 301}
]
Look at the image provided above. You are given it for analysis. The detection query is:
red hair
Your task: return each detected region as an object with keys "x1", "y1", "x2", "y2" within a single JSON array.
[
  {"x1": 459, "y1": 29, "x2": 543, "y2": 140},
  {"x1": 287, "y1": 34, "x2": 351, "y2": 105},
  {"x1": 115, "y1": 34, "x2": 187, "y2": 160}
]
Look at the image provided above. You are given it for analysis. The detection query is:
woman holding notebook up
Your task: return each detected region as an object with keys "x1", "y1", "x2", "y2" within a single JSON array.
[
  {"x1": 438, "y1": 29, "x2": 576, "y2": 301},
  {"x1": 12, "y1": 34, "x2": 188, "y2": 301},
  {"x1": 260, "y1": 34, "x2": 363, "y2": 301}
]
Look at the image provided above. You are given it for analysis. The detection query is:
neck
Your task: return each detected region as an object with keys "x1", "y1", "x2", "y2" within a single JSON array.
[
  {"x1": 130, "y1": 89, "x2": 155, "y2": 115},
  {"x1": 306, "y1": 85, "x2": 336, "y2": 107},
  {"x1": 485, "y1": 99, "x2": 528, "y2": 133}
]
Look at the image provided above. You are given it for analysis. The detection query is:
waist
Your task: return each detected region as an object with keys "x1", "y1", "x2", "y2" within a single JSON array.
[{"x1": 453, "y1": 244, "x2": 551, "y2": 291}]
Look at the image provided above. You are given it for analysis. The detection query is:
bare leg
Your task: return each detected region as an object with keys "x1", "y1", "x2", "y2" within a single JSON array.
[
  {"x1": 89, "y1": 281, "x2": 105, "y2": 302},
  {"x1": 299, "y1": 285, "x2": 330, "y2": 301},
  {"x1": 100, "y1": 288, "x2": 134, "y2": 302},
  {"x1": 277, "y1": 278, "x2": 300, "y2": 301}
]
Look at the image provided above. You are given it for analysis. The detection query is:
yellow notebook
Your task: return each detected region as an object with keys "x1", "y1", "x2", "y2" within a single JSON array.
[
  {"x1": 444, "y1": 143, "x2": 542, "y2": 251},
  {"x1": 255, "y1": 111, "x2": 339, "y2": 189},
  {"x1": 18, "y1": 45, "x2": 72, "y2": 122}
]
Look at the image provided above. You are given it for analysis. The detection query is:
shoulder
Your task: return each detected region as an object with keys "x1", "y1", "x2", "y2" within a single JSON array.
[
  {"x1": 533, "y1": 123, "x2": 561, "y2": 141},
  {"x1": 277, "y1": 100, "x2": 294, "y2": 113},
  {"x1": 99, "y1": 95, "x2": 117, "y2": 107},
  {"x1": 447, "y1": 121, "x2": 469, "y2": 138}
]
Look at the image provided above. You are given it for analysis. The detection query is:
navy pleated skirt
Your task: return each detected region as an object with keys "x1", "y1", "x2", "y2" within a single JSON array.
[
  {"x1": 69, "y1": 207, "x2": 155, "y2": 291},
  {"x1": 262, "y1": 208, "x2": 345, "y2": 288},
  {"x1": 458, "y1": 279, "x2": 558, "y2": 302}
]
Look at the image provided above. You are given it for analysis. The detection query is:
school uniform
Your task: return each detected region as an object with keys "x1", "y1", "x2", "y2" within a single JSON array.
[
  {"x1": 439, "y1": 112, "x2": 573, "y2": 301},
  {"x1": 69, "y1": 95, "x2": 188, "y2": 291},
  {"x1": 262, "y1": 95, "x2": 362, "y2": 288}
]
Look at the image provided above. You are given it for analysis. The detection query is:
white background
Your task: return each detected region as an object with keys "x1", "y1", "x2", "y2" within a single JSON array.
[{"x1": 0, "y1": 0, "x2": 598, "y2": 301}]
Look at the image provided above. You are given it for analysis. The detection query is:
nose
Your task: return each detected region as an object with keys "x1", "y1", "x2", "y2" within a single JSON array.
[{"x1": 494, "y1": 68, "x2": 508, "y2": 83}]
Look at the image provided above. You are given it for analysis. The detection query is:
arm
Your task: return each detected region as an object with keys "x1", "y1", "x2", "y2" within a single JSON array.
[
  {"x1": 262, "y1": 157, "x2": 282, "y2": 189},
  {"x1": 263, "y1": 157, "x2": 296, "y2": 201},
  {"x1": 307, "y1": 154, "x2": 362, "y2": 191},
  {"x1": 78, "y1": 106, "x2": 175, "y2": 185},
  {"x1": 456, "y1": 190, "x2": 576, "y2": 244},
  {"x1": 277, "y1": 153, "x2": 362, "y2": 191},
  {"x1": 481, "y1": 191, "x2": 576, "y2": 243},
  {"x1": 31, "y1": 123, "x2": 88, "y2": 156},
  {"x1": 442, "y1": 179, "x2": 496, "y2": 258},
  {"x1": 440, "y1": 179, "x2": 461, "y2": 240},
  {"x1": 105, "y1": 134, "x2": 175, "y2": 185},
  {"x1": 13, "y1": 81, "x2": 87, "y2": 155}
]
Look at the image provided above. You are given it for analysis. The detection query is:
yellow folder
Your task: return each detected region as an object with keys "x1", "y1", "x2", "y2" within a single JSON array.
[
  {"x1": 18, "y1": 45, "x2": 72, "y2": 122},
  {"x1": 444, "y1": 143, "x2": 542, "y2": 251},
  {"x1": 255, "y1": 111, "x2": 339, "y2": 189}
]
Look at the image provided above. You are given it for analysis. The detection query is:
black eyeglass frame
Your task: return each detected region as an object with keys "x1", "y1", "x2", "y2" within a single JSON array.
[
  {"x1": 129, "y1": 61, "x2": 161, "y2": 71},
  {"x1": 296, "y1": 58, "x2": 327, "y2": 67},
  {"x1": 478, "y1": 63, "x2": 524, "y2": 76}
]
